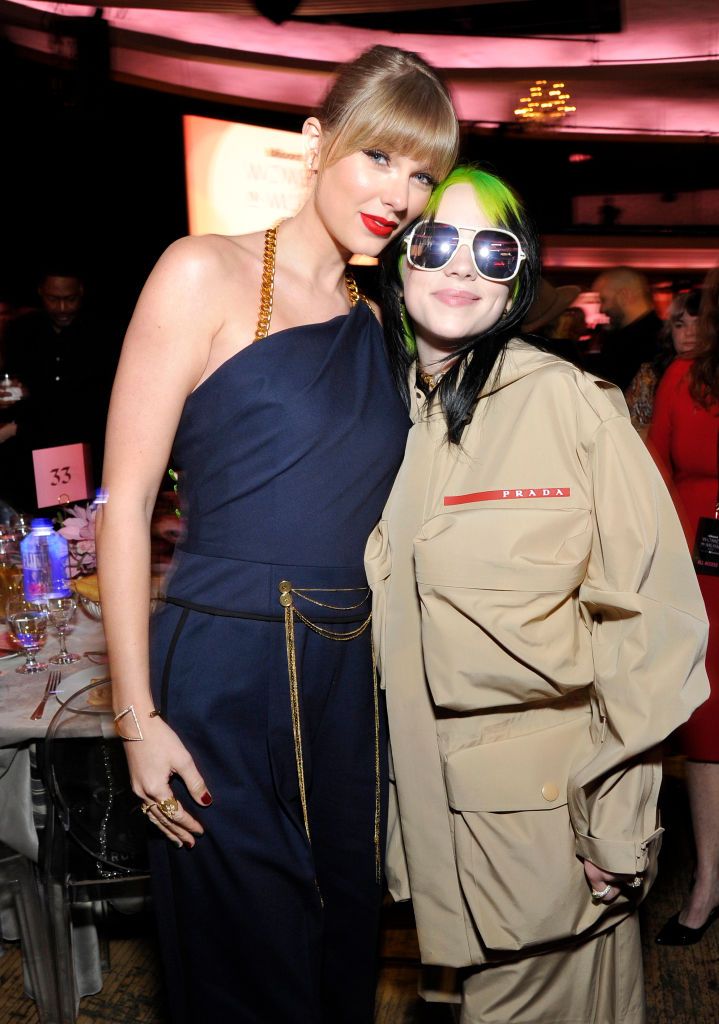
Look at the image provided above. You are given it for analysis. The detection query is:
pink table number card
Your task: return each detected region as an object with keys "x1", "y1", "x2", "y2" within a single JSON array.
[{"x1": 33, "y1": 443, "x2": 93, "y2": 508}]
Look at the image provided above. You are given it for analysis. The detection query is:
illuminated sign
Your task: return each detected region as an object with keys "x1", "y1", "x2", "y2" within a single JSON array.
[{"x1": 184, "y1": 115, "x2": 309, "y2": 236}]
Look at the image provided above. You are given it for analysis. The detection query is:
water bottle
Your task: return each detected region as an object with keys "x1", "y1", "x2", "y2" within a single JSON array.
[{"x1": 21, "y1": 518, "x2": 71, "y2": 603}]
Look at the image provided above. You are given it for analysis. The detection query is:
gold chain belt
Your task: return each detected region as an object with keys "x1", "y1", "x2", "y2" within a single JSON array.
[{"x1": 278, "y1": 580, "x2": 381, "y2": 885}]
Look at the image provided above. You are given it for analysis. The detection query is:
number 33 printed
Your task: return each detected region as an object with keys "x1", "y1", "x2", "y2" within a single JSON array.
[{"x1": 50, "y1": 466, "x2": 72, "y2": 486}]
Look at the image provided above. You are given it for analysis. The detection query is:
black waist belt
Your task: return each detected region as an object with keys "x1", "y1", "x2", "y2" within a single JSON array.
[{"x1": 162, "y1": 594, "x2": 368, "y2": 624}]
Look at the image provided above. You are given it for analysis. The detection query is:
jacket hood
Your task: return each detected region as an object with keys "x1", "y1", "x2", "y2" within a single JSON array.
[
  {"x1": 487, "y1": 339, "x2": 628, "y2": 420},
  {"x1": 411, "y1": 338, "x2": 627, "y2": 425},
  {"x1": 489, "y1": 338, "x2": 573, "y2": 390}
]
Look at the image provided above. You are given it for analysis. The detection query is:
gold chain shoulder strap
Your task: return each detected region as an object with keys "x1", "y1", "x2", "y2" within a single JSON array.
[
  {"x1": 254, "y1": 227, "x2": 369, "y2": 343},
  {"x1": 254, "y1": 226, "x2": 277, "y2": 342},
  {"x1": 345, "y1": 269, "x2": 375, "y2": 315},
  {"x1": 344, "y1": 270, "x2": 360, "y2": 307}
]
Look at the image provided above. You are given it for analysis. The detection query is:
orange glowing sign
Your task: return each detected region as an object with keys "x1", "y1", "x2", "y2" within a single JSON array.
[{"x1": 183, "y1": 115, "x2": 309, "y2": 236}]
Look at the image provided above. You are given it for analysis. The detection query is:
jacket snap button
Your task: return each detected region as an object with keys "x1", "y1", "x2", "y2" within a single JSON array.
[{"x1": 541, "y1": 782, "x2": 560, "y2": 802}]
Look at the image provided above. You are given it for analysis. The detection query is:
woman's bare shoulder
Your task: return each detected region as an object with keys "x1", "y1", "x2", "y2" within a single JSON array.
[{"x1": 153, "y1": 232, "x2": 262, "y2": 288}]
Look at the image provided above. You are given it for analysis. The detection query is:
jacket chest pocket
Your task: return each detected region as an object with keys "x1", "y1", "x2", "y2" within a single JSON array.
[
  {"x1": 444, "y1": 713, "x2": 632, "y2": 952},
  {"x1": 415, "y1": 505, "x2": 591, "y2": 592},
  {"x1": 413, "y1": 506, "x2": 594, "y2": 710}
]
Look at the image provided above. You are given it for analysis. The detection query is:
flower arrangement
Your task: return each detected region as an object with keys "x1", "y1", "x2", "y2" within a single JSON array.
[{"x1": 57, "y1": 503, "x2": 97, "y2": 578}]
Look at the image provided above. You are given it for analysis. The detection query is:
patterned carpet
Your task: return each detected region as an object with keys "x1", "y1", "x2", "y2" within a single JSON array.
[{"x1": 1, "y1": 768, "x2": 717, "y2": 1024}]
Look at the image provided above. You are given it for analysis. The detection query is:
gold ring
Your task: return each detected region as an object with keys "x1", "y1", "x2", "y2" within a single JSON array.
[
  {"x1": 158, "y1": 796, "x2": 179, "y2": 819},
  {"x1": 141, "y1": 802, "x2": 158, "y2": 815}
]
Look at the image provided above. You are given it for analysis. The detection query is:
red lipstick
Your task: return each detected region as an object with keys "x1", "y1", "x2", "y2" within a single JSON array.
[{"x1": 360, "y1": 213, "x2": 398, "y2": 238}]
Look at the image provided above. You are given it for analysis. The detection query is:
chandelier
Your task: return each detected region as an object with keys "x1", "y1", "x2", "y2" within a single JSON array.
[{"x1": 514, "y1": 81, "x2": 576, "y2": 124}]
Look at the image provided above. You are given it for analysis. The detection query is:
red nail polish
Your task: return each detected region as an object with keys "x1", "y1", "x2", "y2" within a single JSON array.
[{"x1": 200, "y1": 791, "x2": 212, "y2": 806}]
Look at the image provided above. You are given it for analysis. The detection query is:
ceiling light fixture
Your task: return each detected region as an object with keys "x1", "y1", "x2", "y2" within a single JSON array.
[{"x1": 514, "y1": 81, "x2": 576, "y2": 124}]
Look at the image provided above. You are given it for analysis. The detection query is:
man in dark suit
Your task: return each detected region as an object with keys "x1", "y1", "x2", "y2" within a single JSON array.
[
  {"x1": 3, "y1": 268, "x2": 120, "y2": 510},
  {"x1": 592, "y1": 267, "x2": 663, "y2": 392}
]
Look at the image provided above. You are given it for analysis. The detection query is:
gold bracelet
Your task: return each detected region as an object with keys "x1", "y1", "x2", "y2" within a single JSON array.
[{"x1": 113, "y1": 704, "x2": 161, "y2": 741}]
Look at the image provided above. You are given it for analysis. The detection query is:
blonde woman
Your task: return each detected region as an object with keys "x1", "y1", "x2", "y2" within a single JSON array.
[{"x1": 97, "y1": 46, "x2": 458, "y2": 1023}]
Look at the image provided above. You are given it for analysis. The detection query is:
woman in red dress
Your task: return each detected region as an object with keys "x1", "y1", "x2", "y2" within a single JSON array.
[{"x1": 649, "y1": 268, "x2": 719, "y2": 944}]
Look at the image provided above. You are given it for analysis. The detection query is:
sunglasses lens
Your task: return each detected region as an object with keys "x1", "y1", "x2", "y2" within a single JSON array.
[
  {"x1": 408, "y1": 222, "x2": 459, "y2": 270},
  {"x1": 473, "y1": 231, "x2": 520, "y2": 281}
]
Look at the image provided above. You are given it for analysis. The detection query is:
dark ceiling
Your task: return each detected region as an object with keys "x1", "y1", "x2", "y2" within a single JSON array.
[{"x1": 299, "y1": 0, "x2": 622, "y2": 36}]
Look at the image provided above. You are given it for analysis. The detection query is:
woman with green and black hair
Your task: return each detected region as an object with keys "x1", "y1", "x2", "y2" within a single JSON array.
[{"x1": 365, "y1": 167, "x2": 708, "y2": 1022}]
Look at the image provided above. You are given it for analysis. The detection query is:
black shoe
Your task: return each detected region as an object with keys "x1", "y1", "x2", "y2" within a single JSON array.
[{"x1": 655, "y1": 905, "x2": 719, "y2": 946}]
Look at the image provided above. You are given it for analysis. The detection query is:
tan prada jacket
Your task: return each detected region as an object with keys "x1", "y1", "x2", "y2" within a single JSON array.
[{"x1": 365, "y1": 341, "x2": 709, "y2": 967}]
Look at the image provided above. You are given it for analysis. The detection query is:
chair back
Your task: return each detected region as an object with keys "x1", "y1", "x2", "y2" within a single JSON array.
[{"x1": 44, "y1": 678, "x2": 148, "y2": 878}]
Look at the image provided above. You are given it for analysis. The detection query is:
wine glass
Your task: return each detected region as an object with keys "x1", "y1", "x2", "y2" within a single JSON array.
[
  {"x1": 46, "y1": 596, "x2": 81, "y2": 665},
  {"x1": 0, "y1": 536, "x2": 22, "y2": 616},
  {"x1": 6, "y1": 594, "x2": 49, "y2": 674}
]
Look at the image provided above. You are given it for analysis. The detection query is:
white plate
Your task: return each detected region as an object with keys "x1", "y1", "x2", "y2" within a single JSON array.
[{"x1": 54, "y1": 665, "x2": 111, "y2": 708}]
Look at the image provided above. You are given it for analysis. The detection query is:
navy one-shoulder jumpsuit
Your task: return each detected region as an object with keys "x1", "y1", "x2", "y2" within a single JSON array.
[{"x1": 148, "y1": 303, "x2": 410, "y2": 1024}]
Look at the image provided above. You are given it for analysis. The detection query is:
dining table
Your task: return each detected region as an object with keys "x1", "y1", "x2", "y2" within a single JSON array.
[{"x1": 0, "y1": 606, "x2": 112, "y2": 1009}]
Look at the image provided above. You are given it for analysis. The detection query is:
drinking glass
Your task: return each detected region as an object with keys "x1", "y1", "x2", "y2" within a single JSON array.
[
  {"x1": 8, "y1": 513, "x2": 30, "y2": 539},
  {"x1": 0, "y1": 536, "x2": 22, "y2": 616},
  {"x1": 6, "y1": 594, "x2": 49, "y2": 674},
  {"x1": 46, "y1": 596, "x2": 81, "y2": 665}
]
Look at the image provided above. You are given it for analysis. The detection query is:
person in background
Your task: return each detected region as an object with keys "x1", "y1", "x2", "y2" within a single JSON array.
[
  {"x1": 650, "y1": 268, "x2": 719, "y2": 946},
  {"x1": 554, "y1": 304, "x2": 588, "y2": 344},
  {"x1": 0, "y1": 291, "x2": 18, "y2": 369},
  {"x1": 592, "y1": 266, "x2": 663, "y2": 391},
  {"x1": 625, "y1": 288, "x2": 701, "y2": 438},
  {"x1": 521, "y1": 278, "x2": 581, "y2": 363},
  {"x1": 97, "y1": 45, "x2": 458, "y2": 1024},
  {"x1": 367, "y1": 166, "x2": 708, "y2": 1024},
  {"x1": 3, "y1": 266, "x2": 121, "y2": 502},
  {"x1": 0, "y1": 291, "x2": 28, "y2": 509}
]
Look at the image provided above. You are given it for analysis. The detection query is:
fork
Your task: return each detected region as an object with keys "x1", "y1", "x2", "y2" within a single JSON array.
[{"x1": 30, "y1": 669, "x2": 62, "y2": 721}]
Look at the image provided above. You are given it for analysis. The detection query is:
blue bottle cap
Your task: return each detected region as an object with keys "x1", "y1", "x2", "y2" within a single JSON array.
[{"x1": 30, "y1": 518, "x2": 54, "y2": 534}]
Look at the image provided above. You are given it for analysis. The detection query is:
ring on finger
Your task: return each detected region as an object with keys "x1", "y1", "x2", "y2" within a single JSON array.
[
  {"x1": 591, "y1": 884, "x2": 612, "y2": 900},
  {"x1": 158, "y1": 796, "x2": 179, "y2": 820},
  {"x1": 147, "y1": 812, "x2": 183, "y2": 847},
  {"x1": 141, "y1": 801, "x2": 158, "y2": 816}
]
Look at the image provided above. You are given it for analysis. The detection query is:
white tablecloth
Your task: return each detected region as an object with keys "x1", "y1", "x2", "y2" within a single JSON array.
[{"x1": 0, "y1": 610, "x2": 106, "y2": 859}]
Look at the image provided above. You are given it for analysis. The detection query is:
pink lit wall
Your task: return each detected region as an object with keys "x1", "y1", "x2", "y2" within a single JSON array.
[
  {"x1": 4, "y1": 0, "x2": 719, "y2": 138},
  {"x1": 574, "y1": 191, "x2": 719, "y2": 227}
]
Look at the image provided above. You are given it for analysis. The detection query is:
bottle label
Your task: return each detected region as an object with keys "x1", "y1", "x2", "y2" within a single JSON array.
[{"x1": 22, "y1": 535, "x2": 71, "y2": 601}]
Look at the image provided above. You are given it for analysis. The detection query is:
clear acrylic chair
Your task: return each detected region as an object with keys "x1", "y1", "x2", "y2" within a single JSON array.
[
  {"x1": 41, "y1": 678, "x2": 151, "y2": 1023},
  {"x1": 0, "y1": 840, "x2": 60, "y2": 1022}
]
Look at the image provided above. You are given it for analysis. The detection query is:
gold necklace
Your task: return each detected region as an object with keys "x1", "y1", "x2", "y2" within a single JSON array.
[
  {"x1": 254, "y1": 226, "x2": 363, "y2": 343},
  {"x1": 418, "y1": 367, "x2": 445, "y2": 391}
]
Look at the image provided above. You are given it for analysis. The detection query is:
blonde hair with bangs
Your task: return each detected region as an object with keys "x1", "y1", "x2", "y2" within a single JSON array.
[{"x1": 317, "y1": 45, "x2": 458, "y2": 183}]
